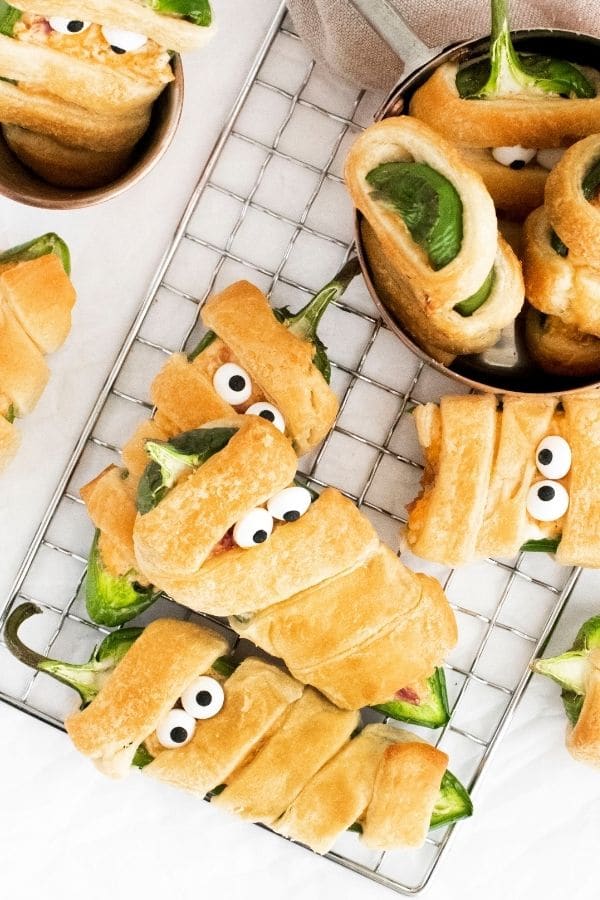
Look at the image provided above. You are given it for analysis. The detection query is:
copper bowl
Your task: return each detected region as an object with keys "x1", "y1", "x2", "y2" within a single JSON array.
[
  {"x1": 355, "y1": 29, "x2": 600, "y2": 395},
  {"x1": 0, "y1": 54, "x2": 183, "y2": 210}
]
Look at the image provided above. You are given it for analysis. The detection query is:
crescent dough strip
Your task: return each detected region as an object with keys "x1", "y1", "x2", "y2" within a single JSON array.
[
  {"x1": 557, "y1": 396, "x2": 600, "y2": 568},
  {"x1": 65, "y1": 619, "x2": 229, "y2": 778},
  {"x1": 0, "y1": 34, "x2": 164, "y2": 115},
  {"x1": 0, "y1": 303, "x2": 49, "y2": 416},
  {"x1": 201, "y1": 282, "x2": 339, "y2": 455},
  {"x1": 405, "y1": 395, "x2": 497, "y2": 566},
  {"x1": 362, "y1": 740, "x2": 448, "y2": 850},
  {"x1": 0, "y1": 253, "x2": 76, "y2": 354},
  {"x1": 523, "y1": 207, "x2": 600, "y2": 337},
  {"x1": 132, "y1": 415, "x2": 298, "y2": 583},
  {"x1": 145, "y1": 658, "x2": 303, "y2": 795},
  {"x1": 155, "y1": 488, "x2": 380, "y2": 617},
  {"x1": 459, "y1": 147, "x2": 547, "y2": 220},
  {"x1": 345, "y1": 117, "x2": 497, "y2": 307},
  {"x1": 213, "y1": 688, "x2": 359, "y2": 824},
  {"x1": 545, "y1": 134, "x2": 600, "y2": 263},
  {"x1": 524, "y1": 308, "x2": 600, "y2": 378},
  {"x1": 475, "y1": 397, "x2": 558, "y2": 558},
  {"x1": 361, "y1": 221, "x2": 523, "y2": 358},
  {"x1": 80, "y1": 465, "x2": 139, "y2": 573},
  {"x1": 0, "y1": 79, "x2": 150, "y2": 150},
  {"x1": 11, "y1": 0, "x2": 215, "y2": 53},
  {"x1": 410, "y1": 61, "x2": 600, "y2": 149},
  {"x1": 236, "y1": 545, "x2": 457, "y2": 709}
]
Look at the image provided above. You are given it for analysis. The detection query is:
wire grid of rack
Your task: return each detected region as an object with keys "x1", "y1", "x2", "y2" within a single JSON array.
[{"x1": 0, "y1": 3, "x2": 586, "y2": 894}]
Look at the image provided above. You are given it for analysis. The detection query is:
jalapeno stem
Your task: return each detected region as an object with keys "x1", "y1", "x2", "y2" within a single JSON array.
[
  {"x1": 285, "y1": 257, "x2": 361, "y2": 343},
  {"x1": 4, "y1": 602, "x2": 46, "y2": 670}
]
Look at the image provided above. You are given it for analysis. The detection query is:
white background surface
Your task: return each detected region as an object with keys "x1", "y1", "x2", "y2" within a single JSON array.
[{"x1": 1, "y1": 2, "x2": 600, "y2": 898}]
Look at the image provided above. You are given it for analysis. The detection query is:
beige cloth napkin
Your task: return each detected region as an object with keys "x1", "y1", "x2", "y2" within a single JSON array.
[{"x1": 286, "y1": 0, "x2": 597, "y2": 91}]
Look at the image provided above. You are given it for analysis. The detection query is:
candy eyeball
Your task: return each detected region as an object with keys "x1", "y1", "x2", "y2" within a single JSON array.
[
  {"x1": 156, "y1": 708, "x2": 196, "y2": 749},
  {"x1": 536, "y1": 148, "x2": 566, "y2": 171},
  {"x1": 267, "y1": 486, "x2": 312, "y2": 522},
  {"x1": 213, "y1": 363, "x2": 252, "y2": 405},
  {"x1": 181, "y1": 676, "x2": 225, "y2": 720},
  {"x1": 536, "y1": 435, "x2": 572, "y2": 480},
  {"x1": 245, "y1": 402, "x2": 285, "y2": 433},
  {"x1": 49, "y1": 17, "x2": 91, "y2": 34},
  {"x1": 233, "y1": 507, "x2": 274, "y2": 548},
  {"x1": 526, "y1": 480, "x2": 569, "y2": 522},
  {"x1": 101, "y1": 26, "x2": 148, "y2": 53},
  {"x1": 491, "y1": 146, "x2": 536, "y2": 169}
]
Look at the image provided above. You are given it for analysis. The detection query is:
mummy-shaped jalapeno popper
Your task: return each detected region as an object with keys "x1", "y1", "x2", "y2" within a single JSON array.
[
  {"x1": 123, "y1": 414, "x2": 457, "y2": 712},
  {"x1": 410, "y1": 0, "x2": 600, "y2": 220},
  {"x1": 523, "y1": 135, "x2": 600, "y2": 375},
  {"x1": 345, "y1": 116, "x2": 524, "y2": 363},
  {"x1": 5, "y1": 605, "x2": 473, "y2": 850},
  {"x1": 532, "y1": 614, "x2": 600, "y2": 768},
  {"x1": 405, "y1": 393, "x2": 600, "y2": 568},
  {"x1": 0, "y1": 232, "x2": 76, "y2": 471},
  {"x1": 0, "y1": 0, "x2": 213, "y2": 185}
]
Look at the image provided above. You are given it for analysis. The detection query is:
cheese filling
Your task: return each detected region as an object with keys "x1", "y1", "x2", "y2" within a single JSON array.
[{"x1": 13, "y1": 14, "x2": 173, "y2": 84}]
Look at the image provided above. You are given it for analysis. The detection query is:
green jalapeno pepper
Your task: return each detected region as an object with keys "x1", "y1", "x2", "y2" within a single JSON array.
[
  {"x1": 0, "y1": 232, "x2": 71, "y2": 274},
  {"x1": 373, "y1": 667, "x2": 450, "y2": 729}
]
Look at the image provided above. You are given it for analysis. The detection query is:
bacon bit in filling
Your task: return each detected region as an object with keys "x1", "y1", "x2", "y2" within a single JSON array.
[
  {"x1": 394, "y1": 686, "x2": 420, "y2": 705},
  {"x1": 13, "y1": 15, "x2": 173, "y2": 85},
  {"x1": 209, "y1": 528, "x2": 236, "y2": 558}
]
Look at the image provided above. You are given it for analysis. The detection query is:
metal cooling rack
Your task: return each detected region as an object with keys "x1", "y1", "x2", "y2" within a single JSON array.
[{"x1": 0, "y1": 2, "x2": 585, "y2": 893}]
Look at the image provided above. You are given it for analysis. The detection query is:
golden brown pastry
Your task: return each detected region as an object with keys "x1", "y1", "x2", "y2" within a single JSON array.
[
  {"x1": 0, "y1": 0, "x2": 214, "y2": 186},
  {"x1": 524, "y1": 308, "x2": 600, "y2": 379},
  {"x1": 406, "y1": 392, "x2": 600, "y2": 568},
  {"x1": 345, "y1": 117, "x2": 523, "y2": 357},
  {"x1": 6, "y1": 607, "x2": 471, "y2": 852}
]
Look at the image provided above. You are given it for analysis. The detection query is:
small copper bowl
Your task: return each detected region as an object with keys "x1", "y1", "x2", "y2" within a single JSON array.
[
  {"x1": 0, "y1": 54, "x2": 183, "y2": 210},
  {"x1": 356, "y1": 29, "x2": 600, "y2": 396}
]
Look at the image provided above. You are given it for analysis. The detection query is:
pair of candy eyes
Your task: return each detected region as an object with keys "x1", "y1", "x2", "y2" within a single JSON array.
[
  {"x1": 526, "y1": 436, "x2": 572, "y2": 522},
  {"x1": 213, "y1": 363, "x2": 285, "y2": 432},
  {"x1": 233, "y1": 486, "x2": 312, "y2": 549},
  {"x1": 156, "y1": 676, "x2": 224, "y2": 749},
  {"x1": 48, "y1": 17, "x2": 148, "y2": 52},
  {"x1": 492, "y1": 146, "x2": 565, "y2": 171}
]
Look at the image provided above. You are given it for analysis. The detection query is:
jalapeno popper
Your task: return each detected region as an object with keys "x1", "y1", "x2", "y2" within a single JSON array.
[
  {"x1": 0, "y1": 0, "x2": 214, "y2": 185},
  {"x1": 345, "y1": 116, "x2": 524, "y2": 363},
  {"x1": 0, "y1": 232, "x2": 75, "y2": 471},
  {"x1": 532, "y1": 614, "x2": 600, "y2": 768},
  {"x1": 124, "y1": 414, "x2": 457, "y2": 711},
  {"x1": 5, "y1": 604, "x2": 473, "y2": 850},
  {"x1": 404, "y1": 393, "x2": 600, "y2": 568},
  {"x1": 522, "y1": 135, "x2": 600, "y2": 375},
  {"x1": 81, "y1": 268, "x2": 351, "y2": 621},
  {"x1": 410, "y1": 0, "x2": 600, "y2": 219}
]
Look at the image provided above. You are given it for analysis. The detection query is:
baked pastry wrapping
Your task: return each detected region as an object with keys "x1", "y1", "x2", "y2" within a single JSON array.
[
  {"x1": 533, "y1": 613, "x2": 600, "y2": 768},
  {"x1": 346, "y1": 116, "x2": 523, "y2": 357},
  {"x1": 0, "y1": 232, "x2": 76, "y2": 471},
  {"x1": 4, "y1": 604, "x2": 473, "y2": 851},
  {"x1": 409, "y1": 0, "x2": 600, "y2": 219},
  {"x1": 405, "y1": 392, "x2": 600, "y2": 568},
  {"x1": 0, "y1": 0, "x2": 214, "y2": 185},
  {"x1": 524, "y1": 308, "x2": 600, "y2": 379}
]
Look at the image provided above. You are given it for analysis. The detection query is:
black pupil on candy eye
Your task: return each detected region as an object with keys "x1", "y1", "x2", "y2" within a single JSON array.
[
  {"x1": 538, "y1": 485, "x2": 555, "y2": 501},
  {"x1": 195, "y1": 690, "x2": 212, "y2": 707},
  {"x1": 283, "y1": 510, "x2": 300, "y2": 522},
  {"x1": 538, "y1": 449, "x2": 553, "y2": 466},
  {"x1": 111, "y1": 45, "x2": 126, "y2": 54},
  {"x1": 259, "y1": 409, "x2": 275, "y2": 422},
  {"x1": 67, "y1": 20, "x2": 84, "y2": 31},
  {"x1": 229, "y1": 375, "x2": 246, "y2": 392},
  {"x1": 253, "y1": 530, "x2": 268, "y2": 544},
  {"x1": 510, "y1": 160, "x2": 526, "y2": 170},
  {"x1": 170, "y1": 726, "x2": 188, "y2": 743}
]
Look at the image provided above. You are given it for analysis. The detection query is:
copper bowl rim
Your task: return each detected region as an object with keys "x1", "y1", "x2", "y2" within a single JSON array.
[
  {"x1": 355, "y1": 27, "x2": 600, "y2": 397},
  {"x1": 0, "y1": 54, "x2": 184, "y2": 210}
]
